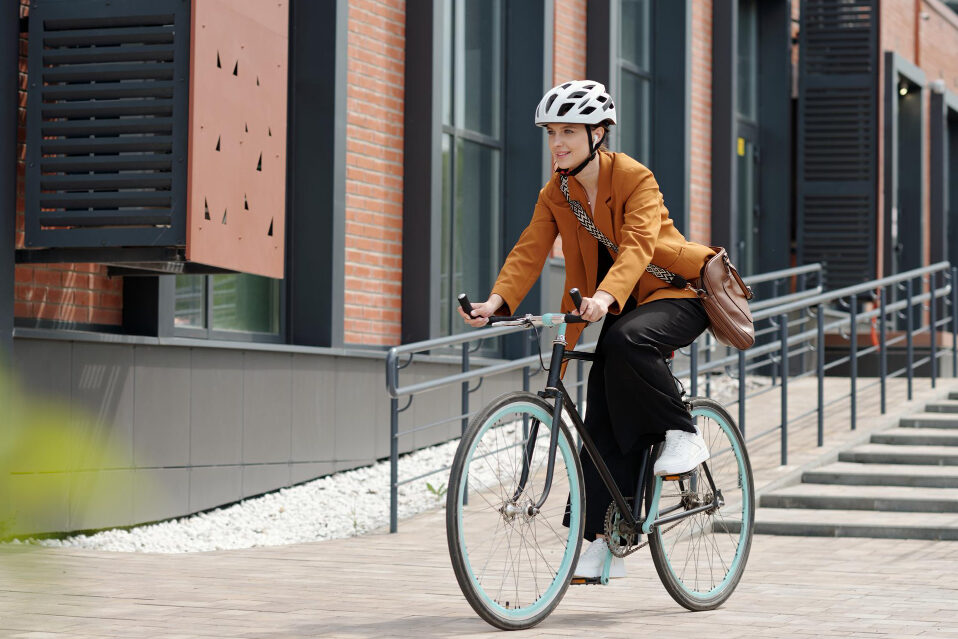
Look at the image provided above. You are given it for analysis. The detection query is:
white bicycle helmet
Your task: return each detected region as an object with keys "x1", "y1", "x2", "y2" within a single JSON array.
[
  {"x1": 536, "y1": 80, "x2": 617, "y2": 176},
  {"x1": 534, "y1": 80, "x2": 617, "y2": 127}
]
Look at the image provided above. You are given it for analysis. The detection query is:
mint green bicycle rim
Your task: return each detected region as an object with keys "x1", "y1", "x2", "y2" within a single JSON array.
[
  {"x1": 456, "y1": 401, "x2": 581, "y2": 621},
  {"x1": 656, "y1": 403, "x2": 752, "y2": 600}
]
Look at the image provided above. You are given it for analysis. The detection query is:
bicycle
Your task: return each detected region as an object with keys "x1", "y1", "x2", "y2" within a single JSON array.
[{"x1": 446, "y1": 289, "x2": 755, "y2": 630}]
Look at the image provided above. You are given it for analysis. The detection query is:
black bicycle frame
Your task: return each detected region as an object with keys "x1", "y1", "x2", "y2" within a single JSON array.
[{"x1": 513, "y1": 337, "x2": 720, "y2": 533}]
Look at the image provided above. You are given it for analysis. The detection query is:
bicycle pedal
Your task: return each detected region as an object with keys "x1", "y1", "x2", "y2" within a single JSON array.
[{"x1": 570, "y1": 576, "x2": 604, "y2": 586}]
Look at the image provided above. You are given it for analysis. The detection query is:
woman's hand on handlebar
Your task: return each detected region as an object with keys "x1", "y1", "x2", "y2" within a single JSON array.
[
  {"x1": 572, "y1": 290, "x2": 615, "y2": 323},
  {"x1": 458, "y1": 293, "x2": 504, "y2": 327}
]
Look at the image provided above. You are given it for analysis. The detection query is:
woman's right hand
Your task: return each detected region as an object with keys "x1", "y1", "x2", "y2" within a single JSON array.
[{"x1": 457, "y1": 294, "x2": 504, "y2": 327}]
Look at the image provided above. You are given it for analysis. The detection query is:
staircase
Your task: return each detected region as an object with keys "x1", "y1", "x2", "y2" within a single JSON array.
[{"x1": 753, "y1": 393, "x2": 958, "y2": 540}]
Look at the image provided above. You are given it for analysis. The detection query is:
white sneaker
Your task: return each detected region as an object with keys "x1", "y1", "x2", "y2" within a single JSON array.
[
  {"x1": 573, "y1": 538, "x2": 625, "y2": 579},
  {"x1": 653, "y1": 428, "x2": 710, "y2": 476}
]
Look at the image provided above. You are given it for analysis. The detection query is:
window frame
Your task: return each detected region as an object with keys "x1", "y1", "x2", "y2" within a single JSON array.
[
  {"x1": 438, "y1": 0, "x2": 507, "y2": 340},
  {"x1": 401, "y1": 0, "x2": 554, "y2": 348},
  {"x1": 588, "y1": 0, "x2": 692, "y2": 234},
  {"x1": 616, "y1": 0, "x2": 654, "y2": 163},
  {"x1": 171, "y1": 273, "x2": 286, "y2": 344}
]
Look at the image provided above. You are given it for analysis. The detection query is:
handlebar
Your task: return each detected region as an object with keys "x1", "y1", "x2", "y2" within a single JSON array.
[{"x1": 458, "y1": 291, "x2": 589, "y2": 327}]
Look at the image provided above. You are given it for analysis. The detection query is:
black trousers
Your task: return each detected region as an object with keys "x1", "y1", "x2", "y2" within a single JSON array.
[{"x1": 569, "y1": 296, "x2": 710, "y2": 540}]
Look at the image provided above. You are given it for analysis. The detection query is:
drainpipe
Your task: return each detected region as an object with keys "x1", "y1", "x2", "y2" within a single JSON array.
[{"x1": 0, "y1": 0, "x2": 19, "y2": 364}]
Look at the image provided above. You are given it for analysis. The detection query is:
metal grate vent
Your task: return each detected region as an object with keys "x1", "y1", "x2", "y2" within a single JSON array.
[
  {"x1": 25, "y1": 1, "x2": 189, "y2": 249},
  {"x1": 803, "y1": 0, "x2": 875, "y2": 75},
  {"x1": 796, "y1": 0, "x2": 878, "y2": 290},
  {"x1": 803, "y1": 87, "x2": 873, "y2": 182}
]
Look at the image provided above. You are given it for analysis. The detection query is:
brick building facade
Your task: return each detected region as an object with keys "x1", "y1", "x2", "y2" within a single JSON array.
[{"x1": 3, "y1": 0, "x2": 958, "y2": 534}]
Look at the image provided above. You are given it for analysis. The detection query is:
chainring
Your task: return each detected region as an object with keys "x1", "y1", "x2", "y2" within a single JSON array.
[{"x1": 603, "y1": 501, "x2": 642, "y2": 558}]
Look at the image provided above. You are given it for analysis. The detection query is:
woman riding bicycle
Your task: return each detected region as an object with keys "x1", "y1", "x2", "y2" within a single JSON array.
[{"x1": 458, "y1": 80, "x2": 717, "y2": 580}]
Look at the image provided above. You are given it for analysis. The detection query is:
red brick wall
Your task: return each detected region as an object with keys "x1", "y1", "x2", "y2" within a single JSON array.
[
  {"x1": 550, "y1": 0, "x2": 588, "y2": 258},
  {"x1": 343, "y1": 0, "x2": 405, "y2": 346},
  {"x1": 689, "y1": 0, "x2": 713, "y2": 245},
  {"x1": 553, "y1": 0, "x2": 587, "y2": 86},
  {"x1": 14, "y1": 1, "x2": 123, "y2": 328}
]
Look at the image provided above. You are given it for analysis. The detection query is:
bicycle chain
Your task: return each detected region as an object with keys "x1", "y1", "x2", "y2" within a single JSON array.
[{"x1": 603, "y1": 501, "x2": 684, "y2": 558}]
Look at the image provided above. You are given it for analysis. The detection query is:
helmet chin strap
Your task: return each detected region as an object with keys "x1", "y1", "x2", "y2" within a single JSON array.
[{"x1": 555, "y1": 124, "x2": 606, "y2": 177}]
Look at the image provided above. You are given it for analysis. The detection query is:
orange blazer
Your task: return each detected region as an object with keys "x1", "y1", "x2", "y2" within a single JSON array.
[{"x1": 490, "y1": 150, "x2": 715, "y2": 350}]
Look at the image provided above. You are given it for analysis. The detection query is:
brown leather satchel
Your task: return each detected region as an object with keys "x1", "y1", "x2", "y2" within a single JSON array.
[{"x1": 694, "y1": 247, "x2": 755, "y2": 350}]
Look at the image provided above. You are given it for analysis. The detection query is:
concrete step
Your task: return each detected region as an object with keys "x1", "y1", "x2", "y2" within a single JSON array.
[
  {"x1": 871, "y1": 427, "x2": 958, "y2": 447},
  {"x1": 926, "y1": 399, "x2": 958, "y2": 413},
  {"x1": 802, "y1": 462, "x2": 958, "y2": 488},
  {"x1": 759, "y1": 484, "x2": 958, "y2": 513},
  {"x1": 736, "y1": 508, "x2": 958, "y2": 540},
  {"x1": 839, "y1": 443, "x2": 958, "y2": 466},
  {"x1": 947, "y1": 391, "x2": 958, "y2": 401},
  {"x1": 899, "y1": 413, "x2": 958, "y2": 429}
]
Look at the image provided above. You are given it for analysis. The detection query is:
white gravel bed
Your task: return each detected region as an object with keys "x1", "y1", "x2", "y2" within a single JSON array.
[{"x1": 17, "y1": 374, "x2": 767, "y2": 554}]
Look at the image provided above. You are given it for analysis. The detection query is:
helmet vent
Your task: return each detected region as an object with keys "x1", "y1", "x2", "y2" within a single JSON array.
[{"x1": 557, "y1": 102, "x2": 574, "y2": 116}]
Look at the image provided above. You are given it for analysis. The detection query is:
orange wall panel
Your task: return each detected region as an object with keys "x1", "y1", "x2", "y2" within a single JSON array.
[{"x1": 186, "y1": 0, "x2": 288, "y2": 279}]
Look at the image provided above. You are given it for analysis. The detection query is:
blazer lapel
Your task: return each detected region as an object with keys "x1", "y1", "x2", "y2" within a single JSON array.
[{"x1": 592, "y1": 151, "x2": 616, "y2": 249}]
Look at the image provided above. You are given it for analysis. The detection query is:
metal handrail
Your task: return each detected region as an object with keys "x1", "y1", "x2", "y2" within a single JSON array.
[{"x1": 384, "y1": 262, "x2": 827, "y2": 532}]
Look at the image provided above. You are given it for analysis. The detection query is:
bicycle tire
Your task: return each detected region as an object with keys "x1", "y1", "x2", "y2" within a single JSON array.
[
  {"x1": 446, "y1": 391, "x2": 585, "y2": 630},
  {"x1": 647, "y1": 397, "x2": 755, "y2": 611}
]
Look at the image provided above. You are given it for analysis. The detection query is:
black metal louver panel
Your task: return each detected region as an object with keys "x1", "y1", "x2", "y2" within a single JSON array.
[
  {"x1": 797, "y1": 0, "x2": 878, "y2": 290},
  {"x1": 25, "y1": 0, "x2": 189, "y2": 249}
]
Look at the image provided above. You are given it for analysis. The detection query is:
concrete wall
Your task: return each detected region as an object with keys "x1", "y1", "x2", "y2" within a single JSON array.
[{"x1": 5, "y1": 331, "x2": 554, "y2": 535}]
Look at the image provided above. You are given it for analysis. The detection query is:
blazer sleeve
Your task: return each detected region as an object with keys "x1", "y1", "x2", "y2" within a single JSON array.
[
  {"x1": 490, "y1": 191, "x2": 559, "y2": 315},
  {"x1": 598, "y1": 169, "x2": 662, "y2": 313}
]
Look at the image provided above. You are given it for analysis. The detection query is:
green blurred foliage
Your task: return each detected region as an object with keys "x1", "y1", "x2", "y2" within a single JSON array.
[{"x1": 0, "y1": 368, "x2": 126, "y2": 539}]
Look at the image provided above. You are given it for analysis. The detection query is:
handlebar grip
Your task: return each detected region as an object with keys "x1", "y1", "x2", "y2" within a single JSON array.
[
  {"x1": 457, "y1": 293, "x2": 474, "y2": 317},
  {"x1": 569, "y1": 288, "x2": 583, "y2": 312}
]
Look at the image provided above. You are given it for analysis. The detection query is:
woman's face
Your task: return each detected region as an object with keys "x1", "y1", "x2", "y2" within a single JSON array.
[{"x1": 545, "y1": 123, "x2": 602, "y2": 171}]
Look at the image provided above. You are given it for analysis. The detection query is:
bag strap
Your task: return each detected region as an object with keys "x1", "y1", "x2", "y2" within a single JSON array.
[{"x1": 558, "y1": 175, "x2": 688, "y2": 290}]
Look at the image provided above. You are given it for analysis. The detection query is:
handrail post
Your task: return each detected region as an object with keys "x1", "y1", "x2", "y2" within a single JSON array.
[
  {"x1": 690, "y1": 340, "x2": 698, "y2": 397},
  {"x1": 738, "y1": 349, "x2": 746, "y2": 436},
  {"x1": 523, "y1": 333, "x2": 531, "y2": 439},
  {"x1": 462, "y1": 343, "x2": 470, "y2": 435},
  {"x1": 705, "y1": 333, "x2": 712, "y2": 397},
  {"x1": 880, "y1": 287, "x2": 887, "y2": 414},
  {"x1": 952, "y1": 266, "x2": 958, "y2": 378},
  {"x1": 780, "y1": 313, "x2": 788, "y2": 465},
  {"x1": 850, "y1": 293, "x2": 857, "y2": 430},
  {"x1": 390, "y1": 396, "x2": 399, "y2": 534},
  {"x1": 930, "y1": 272, "x2": 938, "y2": 388},
  {"x1": 461, "y1": 343, "x2": 470, "y2": 507},
  {"x1": 906, "y1": 278, "x2": 914, "y2": 400},
  {"x1": 817, "y1": 303, "x2": 824, "y2": 446}
]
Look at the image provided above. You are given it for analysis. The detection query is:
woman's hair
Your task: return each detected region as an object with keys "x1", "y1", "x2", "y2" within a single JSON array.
[{"x1": 597, "y1": 119, "x2": 614, "y2": 151}]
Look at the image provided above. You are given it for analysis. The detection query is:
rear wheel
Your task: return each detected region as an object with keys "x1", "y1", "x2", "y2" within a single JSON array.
[
  {"x1": 446, "y1": 392, "x2": 584, "y2": 630},
  {"x1": 647, "y1": 397, "x2": 754, "y2": 610}
]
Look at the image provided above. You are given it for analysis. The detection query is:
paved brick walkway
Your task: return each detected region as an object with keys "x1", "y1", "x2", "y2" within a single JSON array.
[{"x1": 2, "y1": 376, "x2": 958, "y2": 638}]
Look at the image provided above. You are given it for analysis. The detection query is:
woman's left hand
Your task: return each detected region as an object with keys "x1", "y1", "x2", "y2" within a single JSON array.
[{"x1": 574, "y1": 290, "x2": 615, "y2": 322}]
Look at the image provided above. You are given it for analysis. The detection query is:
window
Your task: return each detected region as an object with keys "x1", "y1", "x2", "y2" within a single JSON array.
[
  {"x1": 174, "y1": 274, "x2": 281, "y2": 340},
  {"x1": 439, "y1": 0, "x2": 504, "y2": 337},
  {"x1": 617, "y1": 0, "x2": 652, "y2": 162}
]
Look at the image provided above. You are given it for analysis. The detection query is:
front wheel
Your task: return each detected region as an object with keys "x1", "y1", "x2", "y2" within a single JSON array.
[
  {"x1": 446, "y1": 392, "x2": 585, "y2": 630},
  {"x1": 648, "y1": 397, "x2": 755, "y2": 611}
]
